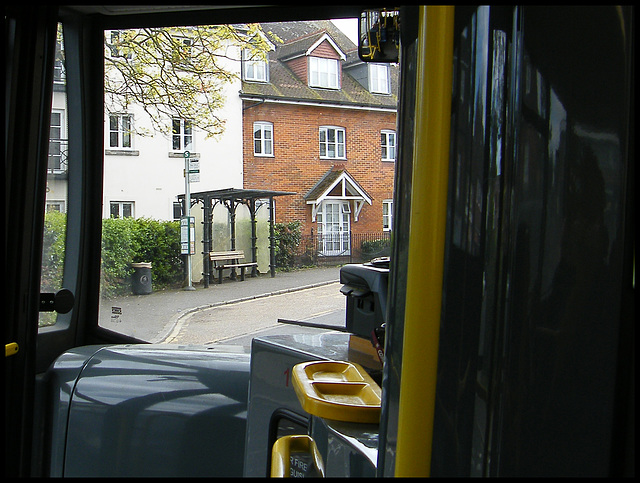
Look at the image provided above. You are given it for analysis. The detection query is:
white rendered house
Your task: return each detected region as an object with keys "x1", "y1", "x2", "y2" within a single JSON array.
[{"x1": 102, "y1": 30, "x2": 247, "y2": 221}]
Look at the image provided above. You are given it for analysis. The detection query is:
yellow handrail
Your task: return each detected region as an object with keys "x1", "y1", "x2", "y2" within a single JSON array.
[{"x1": 395, "y1": 5, "x2": 455, "y2": 477}]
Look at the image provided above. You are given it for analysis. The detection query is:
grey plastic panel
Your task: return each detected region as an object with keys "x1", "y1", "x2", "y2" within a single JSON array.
[
  {"x1": 243, "y1": 333, "x2": 352, "y2": 476},
  {"x1": 310, "y1": 416, "x2": 378, "y2": 477},
  {"x1": 46, "y1": 344, "x2": 250, "y2": 477}
]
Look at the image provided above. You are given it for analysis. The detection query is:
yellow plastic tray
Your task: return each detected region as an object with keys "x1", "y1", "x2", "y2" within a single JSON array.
[{"x1": 292, "y1": 361, "x2": 382, "y2": 423}]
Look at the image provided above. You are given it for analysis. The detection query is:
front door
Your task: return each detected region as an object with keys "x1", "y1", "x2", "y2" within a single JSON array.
[{"x1": 318, "y1": 201, "x2": 350, "y2": 256}]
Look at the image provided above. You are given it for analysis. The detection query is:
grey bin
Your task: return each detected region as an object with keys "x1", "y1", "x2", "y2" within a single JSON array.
[{"x1": 131, "y1": 262, "x2": 152, "y2": 295}]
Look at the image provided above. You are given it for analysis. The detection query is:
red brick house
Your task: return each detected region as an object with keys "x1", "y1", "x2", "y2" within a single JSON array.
[{"x1": 240, "y1": 21, "x2": 398, "y2": 258}]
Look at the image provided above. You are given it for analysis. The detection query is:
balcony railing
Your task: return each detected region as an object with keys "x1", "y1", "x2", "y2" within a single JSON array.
[{"x1": 47, "y1": 139, "x2": 68, "y2": 175}]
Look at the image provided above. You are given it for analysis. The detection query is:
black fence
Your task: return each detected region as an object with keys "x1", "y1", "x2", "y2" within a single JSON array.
[{"x1": 291, "y1": 232, "x2": 392, "y2": 267}]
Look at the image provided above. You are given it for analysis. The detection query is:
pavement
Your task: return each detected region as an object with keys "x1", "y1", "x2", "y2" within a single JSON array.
[{"x1": 99, "y1": 266, "x2": 343, "y2": 344}]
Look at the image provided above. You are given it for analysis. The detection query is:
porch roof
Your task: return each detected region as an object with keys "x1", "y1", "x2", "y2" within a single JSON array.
[
  {"x1": 304, "y1": 169, "x2": 372, "y2": 222},
  {"x1": 304, "y1": 169, "x2": 372, "y2": 205}
]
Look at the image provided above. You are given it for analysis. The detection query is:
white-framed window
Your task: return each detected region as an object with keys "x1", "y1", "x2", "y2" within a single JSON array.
[
  {"x1": 172, "y1": 118, "x2": 193, "y2": 152},
  {"x1": 381, "y1": 130, "x2": 396, "y2": 161},
  {"x1": 54, "y1": 35, "x2": 65, "y2": 84},
  {"x1": 173, "y1": 202, "x2": 183, "y2": 220},
  {"x1": 174, "y1": 36, "x2": 193, "y2": 65},
  {"x1": 46, "y1": 201, "x2": 66, "y2": 213},
  {"x1": 110, "y1": 201, "x2": 134, "y2": 219},
  {"x1": 383, "y1": 199, "x2": 393, "y2": 231},
  {"x1": 369, "y1": 63, "x2": 390, "y2": 94},
  {"x1": 107, "y1": 30, "x2": 132, "y2": 59},
  {"x1": 253, "y1": 121, "x2": 274, "y2": 156},
  {"x1": 309, "y1": 56, "x2": 339, "y2": 89},
  {"x1": 108, "y1": 114, "x2": 133, "y2": 149},
  {"x1": 319, "y1": 126, "x2": 345, "y2": 159},
  {"x1": 48, "y1": 109, "x2": 66, "y2": 172},
  {"x1": 243, "y1": 49, "x2": 268, "y2": 82}
]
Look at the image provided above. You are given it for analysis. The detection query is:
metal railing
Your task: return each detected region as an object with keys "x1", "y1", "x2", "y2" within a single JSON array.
[{"x1": 292, "y1": 231, "x2": 392, "y2": 266}]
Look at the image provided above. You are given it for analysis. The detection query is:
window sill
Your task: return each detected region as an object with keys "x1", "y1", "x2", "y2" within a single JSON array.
[
  {"x1": 105, "y1": 149, "x2": 140, "y2": 156},
  {"x1": 310, "y1": 85, "x2": 341, "y2": 91}
]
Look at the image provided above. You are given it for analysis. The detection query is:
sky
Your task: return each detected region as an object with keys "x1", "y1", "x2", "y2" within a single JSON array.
[{"x1": 331, "y1": 18, "x2": 358, "y2": 44}]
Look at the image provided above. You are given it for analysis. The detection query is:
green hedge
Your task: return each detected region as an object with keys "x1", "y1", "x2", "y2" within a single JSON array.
[
  {"x1": 273, "y1": 221, "x2": 301, "y2": 271},
  {"x1": 101, "y1": 217, "x2": 183, "y2": 297},
  {"x1": 41, "y1": 211, "x2": 67, "y2": 293},
  {"x1": 41, "y1": 213, "x2": 184, "y2": 299},
  {"x1": 360, "y1": 237, "x2": 392, "y2": 261}
]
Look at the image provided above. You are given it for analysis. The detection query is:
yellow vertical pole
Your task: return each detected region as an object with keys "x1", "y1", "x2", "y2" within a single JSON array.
[{"x1": 394, "y1": 5, "x2": 455, "y2": 477}]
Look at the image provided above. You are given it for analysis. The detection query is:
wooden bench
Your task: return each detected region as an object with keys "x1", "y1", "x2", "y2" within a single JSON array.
[{"x1": 209, "y1": 250, "x2": 258, "y2": 284}]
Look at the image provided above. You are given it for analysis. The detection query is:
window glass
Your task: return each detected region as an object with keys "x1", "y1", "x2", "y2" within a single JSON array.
[
  {"x1": 318, "y1": 201, "x2": 350, "y2": 255},
  {"x1": 110, "y1": 201, "x2": 134, "y2": 219},
  {"x1": 309, "y1": 57, "x2": 339, "y2": 89},
  {"x1": 243, "y1": 49, "x2": 268, "y2": 82},
  {"x1": 383, "y1": 200, "x2": 393, "y2": 231},
  {"x1": 172, "y1": 118, "x2": 193, "y2": 151},
  {"x1": 369, "y1": 63, "x2": 390, "y2": 94},
  {"x1": 109, "y1": 114, "x2": 133, "y2": 148},
  {"x1": 176, "y1": 37, "x2": 193, "y2": 63},
  {"x1": 40, "y1": 23, "x2": 69, "y2": 329},
  {"x1": 319, "y1": 126, "x2": 345, "y2": 158},
  {"x1": 48, "y1": 111, "x2": 65, "y2": 171},
  {"x1": 254, "y1": 122, "x2": 273, "y2": 155},
  {"x1": 94, "y1": 18, "x2": 386, "y2": 345},
  {"x1": 108, "y1": 30, "x2": 133, "y2": 59},
  {"x1": 381, "y1": 130, "x2": 396, "y2": 160}
]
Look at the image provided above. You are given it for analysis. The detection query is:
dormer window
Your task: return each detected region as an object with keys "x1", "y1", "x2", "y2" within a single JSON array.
[
  {"x1": 243, "y1": 49, "x2": 268, "y2": 82},
  {"x1": 369, "y1": 63, "x2": 390, "y2": 94},
  {"x1": 309, "y1": 56, "x2": 339, "y2": 89}
]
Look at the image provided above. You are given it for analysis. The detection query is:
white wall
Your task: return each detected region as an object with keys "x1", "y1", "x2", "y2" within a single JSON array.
[
  {"x1": 46, "y1": 35, "x2": 247, "y2": 222},
  {"x1": 102, "y1": 43, "x2": 245, "y2": 221}
]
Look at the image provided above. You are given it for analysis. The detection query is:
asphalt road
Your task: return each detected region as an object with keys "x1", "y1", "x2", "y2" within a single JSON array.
[
  {"x1": 98, "y1": 266, "x2": 347, "y2": 347},
  {"x1": 163, "y1": 282, "x2": 346, "y2": 348}
]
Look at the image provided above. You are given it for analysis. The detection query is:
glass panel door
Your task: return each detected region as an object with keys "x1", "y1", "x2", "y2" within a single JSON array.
[{"x1": 319, "y1": 201, "x2": 350, "y2": 256}]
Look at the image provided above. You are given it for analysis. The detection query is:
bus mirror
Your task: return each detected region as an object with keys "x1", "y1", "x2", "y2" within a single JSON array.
[{"x1": 358, "y1": 9, "x2": 400, "y2": 63}]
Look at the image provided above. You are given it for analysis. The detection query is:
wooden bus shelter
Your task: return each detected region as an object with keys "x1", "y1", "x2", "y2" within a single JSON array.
[{"x1": 178, "y1": 188, "x2": 294, "y2": 287}]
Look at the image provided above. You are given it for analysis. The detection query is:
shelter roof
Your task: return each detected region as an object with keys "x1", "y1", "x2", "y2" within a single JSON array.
[{"x1": 179, "y1": 187, "x2": 296, "y2": 203}]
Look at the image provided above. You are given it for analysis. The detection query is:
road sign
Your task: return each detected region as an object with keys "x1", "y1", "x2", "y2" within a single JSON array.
[
  {"x1": 186, "y1": 158, "x2": 200, "y2": 182},
  {"x1": 188, "y1": 158, "x2": 199, "y2": 172}
]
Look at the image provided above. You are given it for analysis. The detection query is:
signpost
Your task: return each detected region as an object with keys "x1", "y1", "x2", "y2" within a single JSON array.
[{"x1": 182, "y1": 151, "x2": 197, "y2": 291}]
